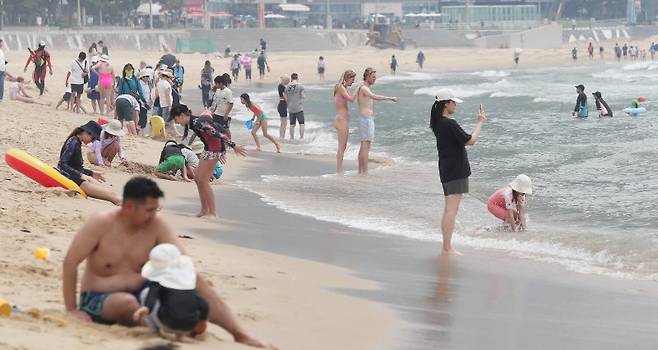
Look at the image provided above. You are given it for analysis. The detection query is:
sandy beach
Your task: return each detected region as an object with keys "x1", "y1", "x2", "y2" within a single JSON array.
[
  {"x1": 0, "y1": 47, "x2": 394, "y2": 348},
  {"x1": 2, "y1": 36, "x2": 658, "y2": 350}
]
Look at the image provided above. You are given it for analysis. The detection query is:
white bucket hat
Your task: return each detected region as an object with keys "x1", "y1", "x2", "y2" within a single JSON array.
[
  {"x1": 103, "y1": 120, "x2": 126, "y2": 137},
  {"x1": 510, "y1": 174, "x2": 533, "y2": 194},
  {"x1": 141, "y1": 244, "x2": 196, "y2": 290},
  {"x1": 139, "y1": 68, "x2": 153, "y2": 78},
  {"x1": 99, "y1": 54, "x2": 110, "y2": 62},
  {"x1": 435, "y1": 89, "x2": 464, "y2": 103}
]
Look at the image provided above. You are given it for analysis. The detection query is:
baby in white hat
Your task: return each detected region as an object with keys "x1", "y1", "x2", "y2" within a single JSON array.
[{"x1": 133, "y1": 244, "x2": 209, "y2": 340}]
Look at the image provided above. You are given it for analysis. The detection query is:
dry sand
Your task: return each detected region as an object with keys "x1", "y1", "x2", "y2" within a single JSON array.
[{"x1": 0, "y1": 48, "x2": 394, "y2": 349}]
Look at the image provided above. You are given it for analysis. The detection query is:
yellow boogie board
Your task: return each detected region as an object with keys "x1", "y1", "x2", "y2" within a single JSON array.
[
  {"x1": 4, "y1": 148, "x2": 87, "y2": 198},
  {"x1": 150, "y1": 115, "x2": 167, "y2": 139}
]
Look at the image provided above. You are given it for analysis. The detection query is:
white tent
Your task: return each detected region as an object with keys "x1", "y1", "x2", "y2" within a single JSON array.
[
  {"x1": 136, "y1": 3, "x2": 163, "y2": 16},
  {"x1": 279, "y1": 4, "x2": 310, "y2": 12},
  {"x1": 265, "y1": 14, "x2": 287, "y2": 19}
]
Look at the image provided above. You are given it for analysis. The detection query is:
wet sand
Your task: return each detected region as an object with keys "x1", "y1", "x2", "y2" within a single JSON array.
[{"x1": 204, "y1": 151, "x2": 658, "y2": 350}]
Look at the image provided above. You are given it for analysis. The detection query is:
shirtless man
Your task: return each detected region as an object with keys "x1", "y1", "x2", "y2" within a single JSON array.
[
  {"x1": 63, "y1": 177, "x2": 275, "y2": 349},
  {"x1": 356, "y1": 68, "x2": 398, "y2": 175}
]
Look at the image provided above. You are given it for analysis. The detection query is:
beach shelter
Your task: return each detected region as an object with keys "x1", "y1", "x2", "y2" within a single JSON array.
[{"x1": 136, "y1": 3, "x2": 163, "y2": 16}]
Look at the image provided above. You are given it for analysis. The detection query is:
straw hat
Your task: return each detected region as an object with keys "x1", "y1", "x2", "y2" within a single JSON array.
[
  {"x1": 99, "y1": 54, "x2": 110, "y2": 62},
  {"x1": 141, "y1": 244, "x2": 196, "y2": 290},
  {"x1": 160, "y1": 69, "x2": 174, "y2": 78},
  {"x1": 103, "y1": 120, "x2": 126, "y2": 137},
  {"x1": 510, "y1": 174, "x2": 533, "y2": 194}
]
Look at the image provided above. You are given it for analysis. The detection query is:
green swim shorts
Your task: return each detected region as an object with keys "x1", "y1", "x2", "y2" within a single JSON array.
[{"x1": 156, "y1": 155, "x2": 185, "y2": 173}]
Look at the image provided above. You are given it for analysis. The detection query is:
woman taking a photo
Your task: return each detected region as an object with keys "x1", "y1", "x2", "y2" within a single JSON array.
[
  {"x1": 172, "y1": 104, "x2": 247, "y2": 218},
  {"x1": 430, "y1": 89, "x2": 486, "y2": 255}
]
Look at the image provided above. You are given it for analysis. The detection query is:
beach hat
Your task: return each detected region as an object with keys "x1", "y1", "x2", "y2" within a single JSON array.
[
  {"x1": 138, "y1": 69, "x2": 153, "y2": 78},
  {"x1": 141, "y1": 244, "x2": 196, "y2": 290},
  {"x1": 80, "y1": 120, "x2": 102, "y2": 140},
  {"x1": 510, "y1": 174, "x2": 533, "y2": 194},
  {"x1": 160, "y1": 69, "x2": 174, "y2": 78},
  {"x1": 103, "y1": 120, "x2": 126, "y2": 137},
  {"x1": 38, "y1": 40, "x2": 46, "y2": 47},
  {"x1": 99, "y1": 54, "x2": 109, "y2": 62},
  {"x1": 575, "y1": 84, "x2": 585, "y2": 90},
  {"x1": 435, "y1": 89, "x2": 464, "y2": 103},
  {"x1": 91, "y1": 55, "x2": 99, "y2": 64}
]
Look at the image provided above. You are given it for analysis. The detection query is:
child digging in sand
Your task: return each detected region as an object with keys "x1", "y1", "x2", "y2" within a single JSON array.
[
  {"x1": 133, "y1": 243, "x2": 209, "y2": 341},
  {"x1": 155, "y1": 140, "x2": 199, "y2": 182},
  {"x1": 487, "y1": 174, "x2": 533, "y2": 232}
]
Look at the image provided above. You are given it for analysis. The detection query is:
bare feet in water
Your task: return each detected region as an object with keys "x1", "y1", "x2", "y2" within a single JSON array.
[{"x1": 442, "y1": 248, "x2": 463, "y2": 256}]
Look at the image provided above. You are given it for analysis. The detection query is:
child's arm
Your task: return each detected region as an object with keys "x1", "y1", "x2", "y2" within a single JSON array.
[
  {"x1": 182, "y1": 165, "x2": 191, "y2": 182},
  {"x1": 65, "y1": 72, "x2": 71, "y2": 87},
  {"x1": 518, "y1": 205, "x2": 527, "y2": 231}
]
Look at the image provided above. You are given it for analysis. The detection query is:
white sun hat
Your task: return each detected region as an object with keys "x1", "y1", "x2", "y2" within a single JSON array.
[
  {"x1": 103, "y1": 120, "x2": 126, "y2": 137},
  {"x1": 99, "y1": 54, "x2": 110, "y2": 62},
  {"x1": 435, "y1": 89, "x2": 464, "y2": 103},
  {"x1": 141, "y1": 244, "x2": 196, "y2": 290},
  {"x1": 510, "y1": 174, "x2": 533, "y2": 194}
]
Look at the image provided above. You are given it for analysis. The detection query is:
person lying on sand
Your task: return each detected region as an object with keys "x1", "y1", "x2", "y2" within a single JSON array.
[
  {"x1": 7, "y1": 76, "x2": 51, "y2": 105},
  {"x1": 62, "y1": 177, "x2": 276, "y2": 349},
  {"x1": 57, "y1": 121, "x2": 122, "y2": 205}
]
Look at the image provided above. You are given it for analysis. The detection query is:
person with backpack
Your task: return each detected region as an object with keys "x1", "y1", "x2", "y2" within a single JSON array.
[
  {"x1": 66, "y1": 51, "x2": 88, "y2": 114},
  {"x1": 155, "y1": 140, "x2": 198, "y2": 182},
  {"x1": 23, "y1": 41, "x2": 53, "y2": 96}
]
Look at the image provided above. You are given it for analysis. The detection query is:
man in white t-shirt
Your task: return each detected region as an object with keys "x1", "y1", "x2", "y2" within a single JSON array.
[
  {"x1": 156, "y1": 69, "x2": 178, "y2": 138},
  {"x1": 66, "y1": 51, "x2": 88, "y2": 113},
  {"x1": 0, "y1": 39, "x2": 7, "y2": 102},
  {"x1": 210, "y1": 74, "x2": 234, "y2": 136}
]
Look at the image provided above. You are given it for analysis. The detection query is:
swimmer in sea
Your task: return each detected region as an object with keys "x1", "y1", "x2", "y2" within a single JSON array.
[
  {"x1": 592, "y1": 91, "x2": 613, "y2": 118},
  {"x1": 487, "y1": 174, "x2": 533, "y2": 232}
]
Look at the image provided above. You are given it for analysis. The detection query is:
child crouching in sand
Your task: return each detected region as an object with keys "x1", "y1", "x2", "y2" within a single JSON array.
[
  {"x1": 133, "y1": 243, "x2": 209, "y2": 341},
  {"x1": 487, "y1": 174, "x2": 533, "y2": 231},
  {"x1": 155, "y1": 140, "x2": 199, "y2": 182},
  {"x1": 87, "y1": 120, "x2": 126, "y2": 166}
]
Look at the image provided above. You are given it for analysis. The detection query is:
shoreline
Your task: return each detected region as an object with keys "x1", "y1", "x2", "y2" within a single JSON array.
[{"x1": 210, "y1": 151, "x2": 658, "y2": 350}]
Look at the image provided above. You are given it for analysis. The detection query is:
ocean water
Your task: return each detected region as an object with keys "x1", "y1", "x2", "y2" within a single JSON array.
[{"x1": 230, "y1": 62, "x2": 658, "y2": 281}]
